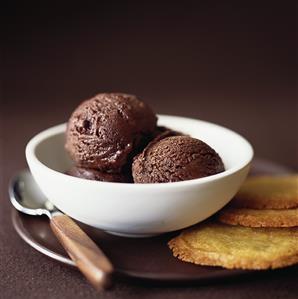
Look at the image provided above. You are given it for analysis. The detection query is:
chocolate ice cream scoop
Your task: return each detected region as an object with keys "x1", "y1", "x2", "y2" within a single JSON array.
[
  {"x1": 151, "y1": 126, "x2": 184, "y2": 141},
  {"x1": 132, "y1": 136, "x2": 225, "y2": 183},
  {"x1": 65, "y1": 93, "x2": 157, "y2": 172},
  {"x1": 66, "y1": 166, "x2": 132, "y2": 183}
]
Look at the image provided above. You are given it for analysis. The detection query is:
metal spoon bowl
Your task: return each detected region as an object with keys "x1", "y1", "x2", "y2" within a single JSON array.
[{"x1": 9, "y1": 170, "x2": 57, "y2": 218}]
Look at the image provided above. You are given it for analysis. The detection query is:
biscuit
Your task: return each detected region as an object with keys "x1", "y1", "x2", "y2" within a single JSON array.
[
  {"x1": 168, "y1": 222, "x2": 298, "y2": 270},
  {"x1": 231, "y1": 176, "x2": 298, "y2": 209},
  {"x1": 218, "y1": 208, "x2": 298, "y2": 227}
]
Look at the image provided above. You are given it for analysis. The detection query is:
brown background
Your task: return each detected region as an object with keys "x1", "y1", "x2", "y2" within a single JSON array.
[{"x1": 1, "y1": 1, "x2": 297, "y2": 298}]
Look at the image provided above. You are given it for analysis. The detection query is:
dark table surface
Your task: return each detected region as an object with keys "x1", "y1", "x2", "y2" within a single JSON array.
[{"x1": 1, "y1": 2, "x2": 297, "y2": 298}]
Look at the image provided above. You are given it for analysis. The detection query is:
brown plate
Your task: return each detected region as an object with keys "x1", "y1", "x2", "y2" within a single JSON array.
[{"x1": 11, "y1": 159, "x2": 295, "y2": 284}]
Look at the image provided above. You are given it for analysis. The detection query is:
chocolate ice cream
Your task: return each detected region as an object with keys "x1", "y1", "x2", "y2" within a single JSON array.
[
  {"x1": 65, "y1": 93, "x2": 157, "y2": 172},
  {"x1": 66, "y1": 166, "x2": 132, "y2": 183},
  {"x1": 151, "y1": 126, "x2": 184, "y2": 141},
  {"x1": 132, "y1": 136, "x2": 224, "y2": 183}
]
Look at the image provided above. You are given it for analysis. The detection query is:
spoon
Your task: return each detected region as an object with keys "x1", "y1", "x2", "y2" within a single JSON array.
[{"x1": 9, "y1": 170, "x2": 114, "y2": 290}]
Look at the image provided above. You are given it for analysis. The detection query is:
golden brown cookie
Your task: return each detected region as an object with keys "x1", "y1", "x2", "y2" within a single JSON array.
[
  {"x1": 231, "y1": 176, "x2": 298, "y2": 209},
  {"x1": 168, "y1": 222, "x2": 298, "y2": 270},
  {"x1": 218, "y1": 208, "x2": 298, "y2": 227}
]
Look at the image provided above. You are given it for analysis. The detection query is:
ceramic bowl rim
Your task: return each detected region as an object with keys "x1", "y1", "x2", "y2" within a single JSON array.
[{"x1": 26, "y1": 114, "x2": 254, "y2": 190}]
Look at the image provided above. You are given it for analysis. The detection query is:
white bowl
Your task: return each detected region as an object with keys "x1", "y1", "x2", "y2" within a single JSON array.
[{"x1": 26, "y1": 115, "x2": 253, "y2": 237}]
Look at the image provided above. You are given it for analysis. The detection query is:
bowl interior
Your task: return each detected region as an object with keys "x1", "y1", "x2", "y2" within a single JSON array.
[
  {"x1": 33, "y1": 115, "x2": 253, "y2": 175},
  {"x1": 34, "y1": 132, "x2": 72, "y2": 173}
]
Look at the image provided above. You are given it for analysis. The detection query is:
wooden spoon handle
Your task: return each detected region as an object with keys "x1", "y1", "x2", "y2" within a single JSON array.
[{"x1": 50, "y1": 213, "x2": 113, "y2": 290}]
